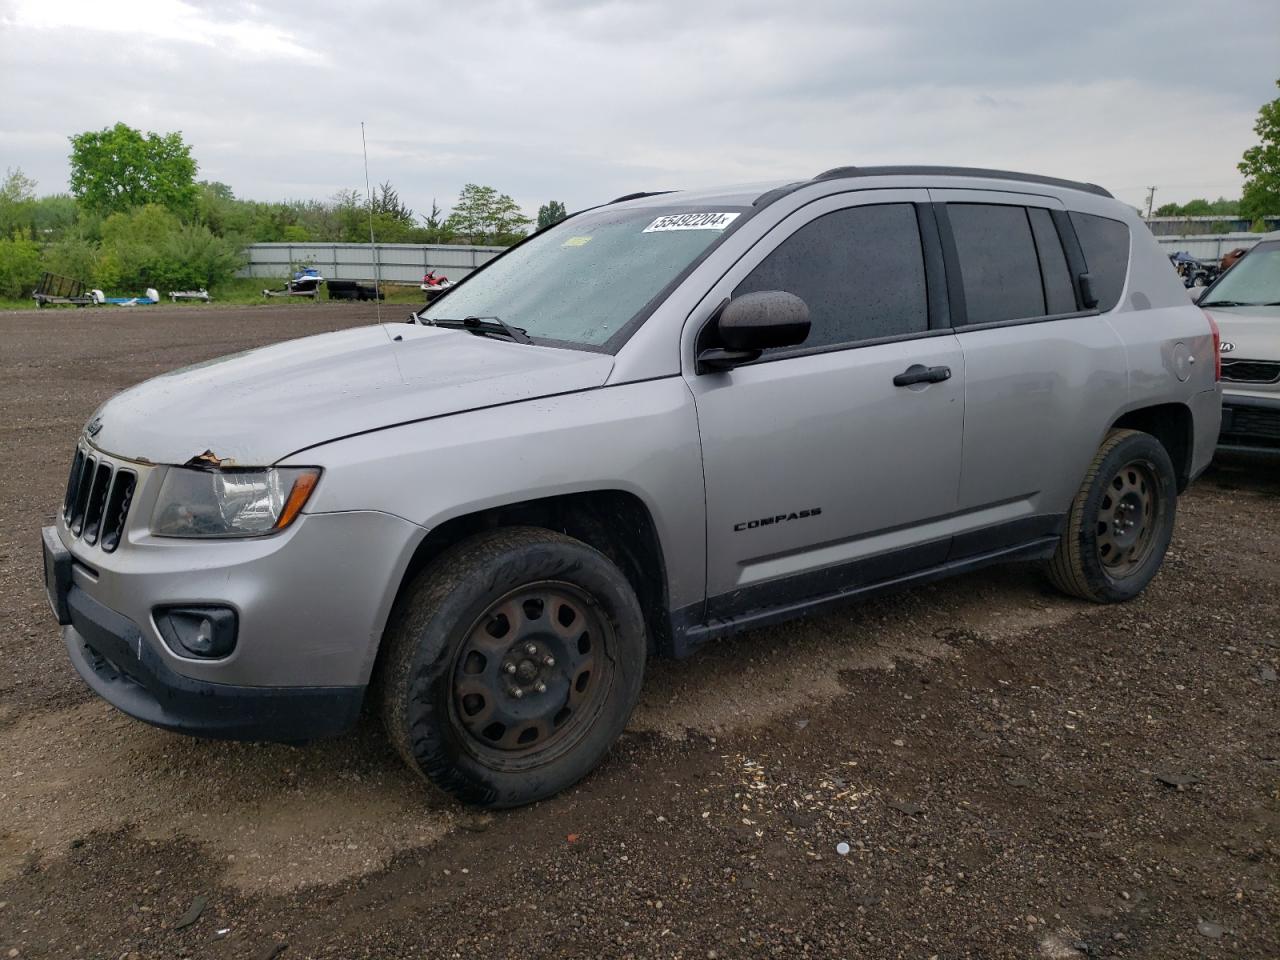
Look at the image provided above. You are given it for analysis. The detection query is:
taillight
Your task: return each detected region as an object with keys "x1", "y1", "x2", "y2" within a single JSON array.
[{"x1": 1202, "y1": 309, "x2": 1222, "y2": 381}]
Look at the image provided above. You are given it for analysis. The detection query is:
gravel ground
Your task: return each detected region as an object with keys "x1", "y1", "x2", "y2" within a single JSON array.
[{"x1": 0, "y1": 305, "x2": 1276, "y2": 959}]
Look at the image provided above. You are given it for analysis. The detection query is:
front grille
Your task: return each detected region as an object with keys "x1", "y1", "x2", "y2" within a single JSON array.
[
  {"x1": 1222, "y1": 359, "x2": 1280, "y2": 384},
  {"x1": 62, "y1": 446, "x2": 137, "y2": 552}
]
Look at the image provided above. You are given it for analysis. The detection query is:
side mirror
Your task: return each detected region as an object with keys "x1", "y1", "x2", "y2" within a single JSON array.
[{"x1": 697, "y1": 291, "x2": 810, "y2": 373}]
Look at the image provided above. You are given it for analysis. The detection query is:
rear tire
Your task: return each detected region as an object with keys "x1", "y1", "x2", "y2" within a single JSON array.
[
  {"x1": 1046, "y1": 429, "x2": 1177, "y2": 603},
  {"x1": 380, "y1": 527, "x2": 646, "y2": 808}
]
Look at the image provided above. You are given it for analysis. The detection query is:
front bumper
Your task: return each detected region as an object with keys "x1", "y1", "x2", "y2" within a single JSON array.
[
  {"x1": 1219, "y1": 393, "x2": 1280, "y2": 454},
  {"x1": 43, "y1": 495, "x2": 426, "y2": 739},
  {"x1": 46, "y1": 524, "x2": 366, "y2": 740},
  {"x1": 64, "y1": 583, "x2": 364, "y2": 741}
]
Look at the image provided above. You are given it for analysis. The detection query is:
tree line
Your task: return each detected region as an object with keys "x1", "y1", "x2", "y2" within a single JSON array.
[{"x1": 0, "y1": 122, "x2": 569, "y2": 299}]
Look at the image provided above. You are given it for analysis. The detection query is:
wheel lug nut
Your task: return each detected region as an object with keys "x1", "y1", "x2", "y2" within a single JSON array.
[
  {"x1": 543, "y1": 656, "x2": 555, "y2": 667},
  {"x1": 525, "y1": 643, "x2": 538, "y2": 655},
  {"x1": 534, "y1": 681, "x2": 547, "y2": 694},
  {"x1": 511, "y1": 687, "x2": 524, "y2": 699},
  {"x1": 504, "y1": 662, "x2": 516, "y2": 675}
]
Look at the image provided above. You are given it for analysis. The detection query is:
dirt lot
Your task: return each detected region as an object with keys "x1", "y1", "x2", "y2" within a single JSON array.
[{"x1": 1, "y1": 305, "x2": 1276, "y2": 959}]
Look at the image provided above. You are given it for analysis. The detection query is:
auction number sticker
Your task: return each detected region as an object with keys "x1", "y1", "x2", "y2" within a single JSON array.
[{"x1": 643, "y1": 212, "x2": 740, "y2": 233}]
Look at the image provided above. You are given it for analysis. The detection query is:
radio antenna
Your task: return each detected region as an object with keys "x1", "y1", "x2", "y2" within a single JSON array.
[{"x1": 361, "y1": 121, "x2": 383, "y2": 323}]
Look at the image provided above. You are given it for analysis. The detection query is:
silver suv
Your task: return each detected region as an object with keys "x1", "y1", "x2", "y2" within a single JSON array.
[
  {"x1": 42, "y1": 166, "x2": 1221, "y2": 808},
  {"x1": 1193, "y1": 231, "x2": 1280, "y2": 453}
]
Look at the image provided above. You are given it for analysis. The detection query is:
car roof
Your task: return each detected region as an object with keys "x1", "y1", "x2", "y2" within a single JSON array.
[{"x1": 609, "y1": 165, "x2": 1114, "y2": 212}]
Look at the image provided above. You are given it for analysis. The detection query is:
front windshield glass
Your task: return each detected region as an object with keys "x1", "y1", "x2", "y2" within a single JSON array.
[
  {"x1": 1203, "y1": 241, "x2": 1280, "y2": 306},
  {"x1": 419, "y1": 205, "x2": 748, "y2": 349}
]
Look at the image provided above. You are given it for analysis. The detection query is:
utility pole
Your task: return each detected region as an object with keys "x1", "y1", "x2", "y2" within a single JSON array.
[{"x1": 1145, "y1": 186, "x2": 1156, "y2": 220}]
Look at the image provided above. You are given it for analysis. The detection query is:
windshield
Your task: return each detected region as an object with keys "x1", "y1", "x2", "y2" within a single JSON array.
[
  {"x1": 1203, "y1": 241, "x2": 1280, "y2": 306},
  {"x1": 419, "y1": 205, "x2": 748, "y2": 349}
]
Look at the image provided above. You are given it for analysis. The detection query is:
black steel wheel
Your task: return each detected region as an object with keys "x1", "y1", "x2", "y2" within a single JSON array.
[
  {"x1": 1047, "y1": 429, "x2": 1177, "y2": 603},
  {"x1": 380, "y1": 527, "x2": 646, "y2": 808},
  {"x1": 450, "y1": 582, "x2": 614, "y2": 764},
  {"x1": 1094, "y1": 458, "x2": 1162, "y2": 578}
]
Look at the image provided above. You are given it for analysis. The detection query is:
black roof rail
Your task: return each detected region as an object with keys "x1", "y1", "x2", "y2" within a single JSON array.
[
  {"x1": 810, "y1": 165, "x2": 1113, "y2": 198},
  {"x1": 609, "y1": 190, "x2": 677, "y2": 204},
  {"x1": 752, "y1": 182, "x2": 808, "y2": 207}
]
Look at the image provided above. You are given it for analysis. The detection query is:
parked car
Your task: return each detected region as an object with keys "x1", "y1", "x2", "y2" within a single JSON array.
[
  {"x1": 1194, "y1": 231, "x2": 1280, "y2": 453},
  {"x1": 43, "y1": 166, "x2": 1221, "y2": 808}
]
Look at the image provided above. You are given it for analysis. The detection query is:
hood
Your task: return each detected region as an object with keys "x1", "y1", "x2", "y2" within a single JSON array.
[
  {"x1": 1203, "y1": 305, "x2": 1280, "y2": 398},
  {"x1": 1204, "y1": 305, "x2": 1280, "y2": 361},
  {"x1": 90, "y1": 323, "x2": 615, "y2": 464}
]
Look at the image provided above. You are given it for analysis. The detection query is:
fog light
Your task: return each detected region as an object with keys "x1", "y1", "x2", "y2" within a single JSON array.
[{"x1": 156, "y1": 606, "x2": 238, "y2": 659}]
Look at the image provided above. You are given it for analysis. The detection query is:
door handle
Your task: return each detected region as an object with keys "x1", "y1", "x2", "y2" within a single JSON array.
[{"x1": 893, "y1": 364, "x2": 952, "y2": 387}]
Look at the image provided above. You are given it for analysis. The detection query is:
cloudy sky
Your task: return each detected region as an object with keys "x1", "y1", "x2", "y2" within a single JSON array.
[{"x1": 2, "y1": 0, "x2": 1277, "y2": 219}]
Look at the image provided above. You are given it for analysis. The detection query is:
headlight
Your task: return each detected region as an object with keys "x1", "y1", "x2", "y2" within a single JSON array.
[{"x1": 150, "y1": 466, "x2": 321, "y2": 538}]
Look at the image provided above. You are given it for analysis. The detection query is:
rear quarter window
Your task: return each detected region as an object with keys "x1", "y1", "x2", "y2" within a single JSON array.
[{"x1": 1069, "y1": 212, "x2": 1130, "y2": 312}]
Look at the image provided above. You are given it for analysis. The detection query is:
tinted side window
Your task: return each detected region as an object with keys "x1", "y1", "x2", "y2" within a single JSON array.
[
  {"x1": 734, "y1": 203, "x2": 927, "y2": 350},
  {"x1": 1069, "y1": 212, "x2": 1130, "y2": 312},
  {"x1": 1027, "y1": 207, "x2": 1077, "y2": 314},
  {"x1": 947, "y1": 204, "x2": 1045, "y2": 324}
]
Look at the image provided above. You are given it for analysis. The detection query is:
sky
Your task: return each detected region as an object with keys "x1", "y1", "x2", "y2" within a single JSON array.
[{"x1": 1, "y1": 0, "x2": 1278, "y2": 220}]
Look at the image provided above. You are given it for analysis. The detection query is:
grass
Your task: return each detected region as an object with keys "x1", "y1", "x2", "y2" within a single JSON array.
[{"x1": 0, "y1": 278, "x2": 429, "y2": 312}]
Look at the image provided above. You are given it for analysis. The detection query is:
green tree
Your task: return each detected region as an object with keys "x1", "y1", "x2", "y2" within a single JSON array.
[
  {"x1": 69, "y1": 123, "x2": 199, "y2": 217},
  {"x1": 90, "y1": 204, "x2": 244, "y2": 291},
  {"x1": 1240, "y1": 79, "x2": 1280, "y2": 220},
  {"x1": 331, "y1": 188, "x2": 368, "y2": 242},
  {"x1": 41, "y1": 236, "x2": 100, "y2": 284},
  {"x1": 537, "y1": 200, "x2": 567, "y2": 230},
  {"x1": 31, "y1": 195, "x2": 81, "y2": 240},
  {"x1": 1152, "y1": 197, "x2": 1240, "y2": 218},
  {"x1": 160, "y1": 222, "x2": 247, "y2": 288},
  {"x1": 373, "y1": 181, "x2": 414, "y2": 224},
  {"x1": 418, "y1": 200, "x2": 454, "y2": 244},
  {"x1": 445, "y1": 184, "x2": 531, "y2": 245},
  {"x1": 0, "y1": 168, "x2": 37, "y2": 239},
  {"x1": 0, "y1": 236, "x2": 42, "y2": 299}
]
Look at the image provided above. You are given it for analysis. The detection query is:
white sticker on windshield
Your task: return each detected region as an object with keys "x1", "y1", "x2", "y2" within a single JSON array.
[{"x1": 643, "y1": 212, "x2": 740, "y2": 233}]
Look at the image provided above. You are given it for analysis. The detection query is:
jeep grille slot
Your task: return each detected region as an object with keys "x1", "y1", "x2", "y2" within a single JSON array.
[
  {"x1": 100, "y1": 470, "x2": 136, "y2": 553},
  {"x1": 68, "y1": 455, "x2": 97, "y2": 536},
  {"x1": 82, "y1": 461, "x2": 114, "y2": 545},
  {"x1": 1221, "y1": 359, "x2": 1280, "y2": 384},
  {"x1": 63, "y1": 448, "x2": 86, "y2": 519}
]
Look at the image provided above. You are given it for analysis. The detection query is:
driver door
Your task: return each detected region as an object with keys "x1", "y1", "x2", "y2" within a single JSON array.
[{"x1": 682, "y1": 191, "x2": 966, "y2": 619}]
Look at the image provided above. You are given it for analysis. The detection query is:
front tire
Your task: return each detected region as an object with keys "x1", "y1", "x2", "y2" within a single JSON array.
[
  {"x1": 379, "y1": 527, "x2": 646, "y2": 808},
  {"x1": 1047, "y1": 429, "x2": 1177, "y2": 603}
]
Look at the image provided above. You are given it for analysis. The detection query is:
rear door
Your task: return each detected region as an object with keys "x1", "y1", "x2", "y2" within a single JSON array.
[
  {"x1": 930, "y1": 190, "x2": 1126, "y2": 554},
  {"x1": 684, "y1": 191, "x2": 966, "y2": 617}
]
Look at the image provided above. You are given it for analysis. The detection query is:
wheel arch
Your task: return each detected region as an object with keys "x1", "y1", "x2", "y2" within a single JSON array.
[
  {"x1": 378, "y1": 490, "x2": 674, "y2": 672},
  {"x1": 1110, "y1": 402, "x2": 1194, "y2": 492}
]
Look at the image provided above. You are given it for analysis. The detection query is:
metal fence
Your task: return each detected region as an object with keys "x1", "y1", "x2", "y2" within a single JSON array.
[
  {"x1": 1152, "y1": 232, "x2": 1265, "y2": 261},
  {"x1": 239, "y1": 232, "x2": 1268, "y2": 286},
  {"x1": 237, "y1": 242, "x2": 507, "y2": 284},
  {"x1": 1145, "y1": 215, "x2": 1280, "y2": 237}
]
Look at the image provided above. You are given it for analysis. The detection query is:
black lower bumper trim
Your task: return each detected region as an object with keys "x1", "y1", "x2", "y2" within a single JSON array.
[
  {"x1": 65, "y1": 585, "x2": 364, "y2": 742},
  {"x1": 1219, "y1": 396, "x2": 1280, "y2": 452}
]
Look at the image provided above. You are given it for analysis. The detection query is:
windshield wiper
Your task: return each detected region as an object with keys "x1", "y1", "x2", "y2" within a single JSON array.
[
  {"x1": 1198, "y1": 300, "x2": 1249, "y2": 307},
  {"x1": 420, "y1": 315, "x2": 533, "y2": 344}
]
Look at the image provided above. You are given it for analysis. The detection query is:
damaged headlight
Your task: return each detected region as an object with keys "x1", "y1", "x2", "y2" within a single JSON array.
[{"x1": 150, "y1": 466, "x2": 321, "y2": 538}]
